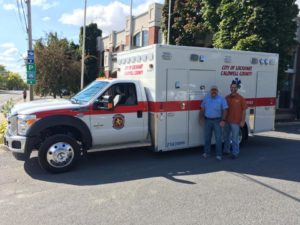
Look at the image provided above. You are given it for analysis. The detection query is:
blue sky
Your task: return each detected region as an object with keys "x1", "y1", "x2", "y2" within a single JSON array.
[
  {"x1": 0, "y1": 0, "x2": 299, "y2": 79},
  {"x1": 0, "y1": 0, "x2": 163, "y2": 78}
]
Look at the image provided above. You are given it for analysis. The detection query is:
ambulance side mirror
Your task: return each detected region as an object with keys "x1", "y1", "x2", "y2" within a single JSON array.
[{"x1": 94, "y1": 95, "x2": 114, "y2": 110}]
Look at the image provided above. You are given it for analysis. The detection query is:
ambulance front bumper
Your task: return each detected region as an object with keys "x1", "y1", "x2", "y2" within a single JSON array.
[{"x1": 4, "y1": 132, "x2": 27, "y2": 154}]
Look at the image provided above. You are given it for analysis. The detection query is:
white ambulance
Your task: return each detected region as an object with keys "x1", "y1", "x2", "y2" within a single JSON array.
[{"x1": 4, "y1": 44, "x2": 278, "y2": 173}]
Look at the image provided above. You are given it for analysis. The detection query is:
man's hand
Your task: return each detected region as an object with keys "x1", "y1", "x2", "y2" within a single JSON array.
[
  {"x1": 220, "y1": 120, "x2": 226, "y2": 128},
  {"x1": 240, "y1": 121, "x2": 245, "y2": 127}
]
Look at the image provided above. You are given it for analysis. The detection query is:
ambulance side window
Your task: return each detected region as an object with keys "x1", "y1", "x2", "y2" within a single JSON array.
[
  {"x1": 120, "y1": 83, "x2": 138, "y2": 106},
  {"x1": 98, "y1": 83, "x2": 137, "y2": 106}
]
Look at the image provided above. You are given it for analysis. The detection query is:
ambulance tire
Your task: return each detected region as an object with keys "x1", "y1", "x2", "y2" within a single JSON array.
[
  {"x1": 38, "y1": 134, "x2": 80, "y2": 173},
  {"x1": 239, "y1": 126, "x2": 248, "y2": 147}
]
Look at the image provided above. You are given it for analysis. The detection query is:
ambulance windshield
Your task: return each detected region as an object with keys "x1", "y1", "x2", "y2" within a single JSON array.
[{"x1": 71, "y1": 80, "x2": 109, "y2": 103}]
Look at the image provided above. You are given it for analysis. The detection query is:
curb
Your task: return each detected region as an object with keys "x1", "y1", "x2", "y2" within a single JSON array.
[{"x1": 275, "y1": 121, "x2": 300, "y2": 126}]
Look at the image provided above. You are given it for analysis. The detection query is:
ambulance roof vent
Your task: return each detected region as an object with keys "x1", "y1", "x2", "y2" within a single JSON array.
[
  {"x1": 259, "y1": 58, "x2": 264, "y2": 65},
  {"x1": 118, "y1": 58, "x2": 122, "y2": 65},
  {"x1": 269, "y1": 59, "x2": 276, "y2": 65},
  {"x1": 162, "y1": 52, "x2": 172, "y2": 60},
  {"x1": 224, "y1": 56, "x2": 231, "y2": 63}
]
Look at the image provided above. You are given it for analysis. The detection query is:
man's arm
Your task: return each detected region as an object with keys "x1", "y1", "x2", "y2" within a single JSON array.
[
  {"x1": 240, "y1": 109, "x2": 246, "y2": 127},
  {"x1": 240, "y1": 97, "x2": 247, "y2": 127},
  {"x1": 220, "y1": 108, "x2": 228, "y2": 127}
]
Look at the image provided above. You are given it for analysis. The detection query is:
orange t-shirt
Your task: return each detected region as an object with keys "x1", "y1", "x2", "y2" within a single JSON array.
[{"x1": 225, "y1": 93, "x2": 247, "y2": 124}]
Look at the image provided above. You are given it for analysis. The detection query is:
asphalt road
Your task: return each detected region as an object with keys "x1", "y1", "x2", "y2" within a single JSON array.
[
  {"x1": 0, "y1": 123, "x2": 300, "y2": 225},
  {"x1": 0, "y1": 90, "x2": 24, "y2": 110}
]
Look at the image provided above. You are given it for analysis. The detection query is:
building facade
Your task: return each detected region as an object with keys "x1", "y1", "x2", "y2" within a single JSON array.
[{"x1": 97, "y1": 3, "x2": 163, "y2": 78}]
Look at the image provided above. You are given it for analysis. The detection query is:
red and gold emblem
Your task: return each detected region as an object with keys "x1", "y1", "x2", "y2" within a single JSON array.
[{"x1": 112, "y1": 114, "x2": 125, "y2": 129}]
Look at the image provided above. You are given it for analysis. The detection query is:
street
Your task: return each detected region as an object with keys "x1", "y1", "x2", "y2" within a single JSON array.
[
  {"x1": 0, "y1": 90, "x2": 24, "y2": 110},
  {"x1": 0, "y1": 123, "x2": 300, "y2": 225}
]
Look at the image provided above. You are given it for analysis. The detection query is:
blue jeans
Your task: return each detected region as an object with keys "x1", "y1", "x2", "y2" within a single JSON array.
[
  {"x1": 224, "y1": 123, "x2": 240, "y2": 156},
  {"x1": 204, "y1": 119, "x2": 222, "y2": 157}
]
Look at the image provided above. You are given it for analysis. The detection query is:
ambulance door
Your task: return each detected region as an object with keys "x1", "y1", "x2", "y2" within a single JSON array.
[
  {"x1": 165, "y1": 69, "x2": 189, "y2": 149},
  {"x1": 90, "y1": 83, "x2": 146, "y2": 146},
  {"x1": 254, "y1": 72, "x2": 277, "y2": 132},
  {"x1": 188, "y1": 70, "x2": 216, "y2": 147}
]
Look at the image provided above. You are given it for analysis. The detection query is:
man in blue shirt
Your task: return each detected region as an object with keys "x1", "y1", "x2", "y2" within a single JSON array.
[{"x1": 200, "y1": 85, "x2": 228, "y2": 160}]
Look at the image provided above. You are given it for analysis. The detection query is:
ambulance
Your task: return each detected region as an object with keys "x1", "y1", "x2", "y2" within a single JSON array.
[{"x1": 4, "y1": 44, "x2": 278, "y2": 173}]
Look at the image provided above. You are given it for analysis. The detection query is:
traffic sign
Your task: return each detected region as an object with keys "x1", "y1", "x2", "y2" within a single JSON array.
[
  {"x1": 26, "y1": 63, "x2": 36, "y2": 72},
  {"x1": 27, "y1": 59, "x2": 34, "y2": 64},
  {"x1": 27, "y1": 79, "x2": 36, "y2": 85},
  {"x1": 27, "y1": 50, "x2": 34, "y2": 59},
  {"x1": 27, "y1": 71, "x2": 36, "y2": 80}
]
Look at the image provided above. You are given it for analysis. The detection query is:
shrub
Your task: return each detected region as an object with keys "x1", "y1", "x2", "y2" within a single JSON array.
[
  {"x1": 0, "y1": 120, "x2": 7, "y2": 144},
  {"x1": 1, "y1": 98, "x2": 14, "y2": 117}
]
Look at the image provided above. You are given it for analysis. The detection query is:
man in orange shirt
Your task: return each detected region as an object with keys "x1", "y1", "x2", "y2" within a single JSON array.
[{"x1": 223, "y1": 81, "x2": 247, "y2": 159}]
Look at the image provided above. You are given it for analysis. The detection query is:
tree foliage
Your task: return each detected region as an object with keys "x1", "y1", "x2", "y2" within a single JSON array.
[
  {"x1": 34, "y1": 32, "x2": 81, "y2": 98},
  {"x1": 161, "y1": 0, "x2": 210, "y2": 46},
  {"x1": 204, "y1": 0, "x2": 299, "y2": 88},
  {"x1": 6, "y1": 72, "x2": 27, "y2": 90},
  {"x1": 80, "y1": 23, "x2": 102, "y2": 86},
  {"x1": 0, "y1": 65, "x2": 26, "y2": 90}
]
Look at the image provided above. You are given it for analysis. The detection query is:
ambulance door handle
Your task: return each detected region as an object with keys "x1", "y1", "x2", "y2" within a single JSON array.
[
  {"x1": 167, "y1": 112, "x2": 175, "y2": 117},
  {"x1": 137, "y1": 110, "x2": 143, "y2": 118}
]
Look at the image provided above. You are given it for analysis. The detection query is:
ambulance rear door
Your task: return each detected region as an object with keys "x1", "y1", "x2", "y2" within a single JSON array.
[
  {"x1": 254, "y1": 71, "x2": 277, "y2": 132},
  {"x1": 165, "y1": 69, "x2": 189, "y2": 149}
]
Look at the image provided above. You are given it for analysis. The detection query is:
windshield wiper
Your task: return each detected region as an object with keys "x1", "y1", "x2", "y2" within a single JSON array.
[{"x1": 71, "y1": 97, "x2": 80, "y2": 104}]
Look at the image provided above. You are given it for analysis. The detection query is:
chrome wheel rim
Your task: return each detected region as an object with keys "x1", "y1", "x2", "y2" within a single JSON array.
[{"x1": 46, "y1": 142, "x2": 74, "y2": 168}]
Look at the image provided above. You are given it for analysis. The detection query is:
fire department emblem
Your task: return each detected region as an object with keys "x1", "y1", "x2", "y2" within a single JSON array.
[{"x1": 113, "y1": 114, "x2": 125, "y2": 130}]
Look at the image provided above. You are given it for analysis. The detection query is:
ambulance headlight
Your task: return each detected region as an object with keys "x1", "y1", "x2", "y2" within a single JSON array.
[{"x1": 17, "y1": 114, "x2": 37, "y2": 136}]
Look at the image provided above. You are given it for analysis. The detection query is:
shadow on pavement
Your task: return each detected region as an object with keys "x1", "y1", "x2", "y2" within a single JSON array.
[{"x1": 23, "y1": 133, "x2": 300, "y2": 190}]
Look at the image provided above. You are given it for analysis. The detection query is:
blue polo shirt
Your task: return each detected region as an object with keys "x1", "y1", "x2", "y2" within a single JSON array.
[{"x1": 201, "y1": 95, "x2": 228, "y2": 118}]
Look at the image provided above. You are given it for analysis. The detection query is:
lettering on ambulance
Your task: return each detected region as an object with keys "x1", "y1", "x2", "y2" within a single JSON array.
[
  {"x1": 124, "y1": 64, "x2": 144, "y2": 75},
  {"x1": 221, "y1": 65, "x2": 253, "y2": 76},
  {"x1": 112, "y1": 114, "x2": 125, "y2": 129},
  {"x1": 166, "y1": 141, "x2": 186, "y2": 148}
]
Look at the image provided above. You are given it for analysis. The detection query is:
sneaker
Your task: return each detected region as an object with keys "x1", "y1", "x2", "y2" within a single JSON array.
[
  {"x1": 216, "y1": 156, "x2": 222, "y2": 161},
  {"x1": 223, "y1": 151, "x2": 231, "y2": 156},
  {"x1": 203, "y1": 153, "x2": 210, "y2": 158}
]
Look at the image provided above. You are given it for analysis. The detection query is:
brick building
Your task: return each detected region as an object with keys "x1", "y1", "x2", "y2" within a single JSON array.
[{"x1": 97, "y1": 3, "x2": 163, "y2": 78}]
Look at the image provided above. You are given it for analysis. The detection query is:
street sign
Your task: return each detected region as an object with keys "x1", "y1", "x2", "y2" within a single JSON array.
[
  {"x1": 27, "y1": 71, "x2": 36, "y2": 80},
  {"x1": 26, "y1": 63, "x2": 36, "y2": 85},
  {"x1": 27, "y1": 59, "x2": 34, "y2": 64},
  {"x1": 26, "y1": 63, "x2": 36, "y2": 72},
  {"x1": 27, "y1": 79, "x2": 36, "y2": 85},
  {"x1": 27, "y1": 50, "x2": 34, "y2": 60}
]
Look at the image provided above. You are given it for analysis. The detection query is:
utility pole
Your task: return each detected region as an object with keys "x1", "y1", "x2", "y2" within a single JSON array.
[
  {"x1": 80, "y1": 0, "x2": 87, "y2": 90},
  {"x1": 129, "y1": 0, "x2": 133, "y2": 50},
  {"x1": 167, "y1": 0, "x2": 171, "y2": 45},
  {"x1": 26, "y1": 0, "x2": 34, "y2": 100}
]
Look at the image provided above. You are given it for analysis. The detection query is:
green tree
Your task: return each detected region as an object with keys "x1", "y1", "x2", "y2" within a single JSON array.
[
  {"x1": 6, "y1": 72, "x2": 26, "y2": 90},
  {"x1": 161, "y1": 0, "x2": 210, "y2": 46},
  {"x1": 34, "y1": 32, "x2": 81, "y2": 98},
  {"x1": 80, "y1": 23, "x2": 102, "y2": 86},
  {"x1": 205, "y1": 0, "x2": 299, "y2": 89}
]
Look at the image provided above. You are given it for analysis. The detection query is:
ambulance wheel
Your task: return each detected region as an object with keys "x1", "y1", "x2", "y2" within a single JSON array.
[
  {"x1": 38, "y1": 134, "x2": 80, "y2": 173},
  {"x1": 239, "y1": 125, "x2": 248, "y2": 147}
]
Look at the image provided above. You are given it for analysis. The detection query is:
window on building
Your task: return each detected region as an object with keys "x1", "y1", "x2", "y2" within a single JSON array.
[
  {"x1": 142, "y1": 31, "x2": 148, "y2": 47},
  {"x1": 133, "y1": 33, "x2": 141, "y2": 47},
  {"x1": 133, "y1": 30, "x2": 149, "y2": 47}
]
